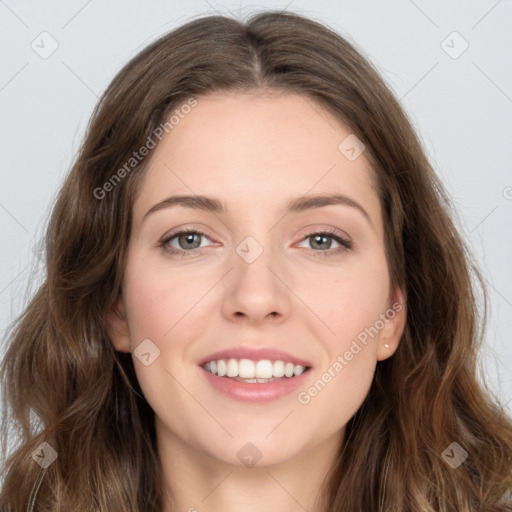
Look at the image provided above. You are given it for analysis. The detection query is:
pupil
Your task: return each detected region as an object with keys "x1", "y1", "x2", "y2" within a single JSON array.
[
  {"x1": 314, "y1": 235, "x2": 330, "y2": 249},
  {"x1": 181, "y1": 233, "x2": 200, "y2": 249}
]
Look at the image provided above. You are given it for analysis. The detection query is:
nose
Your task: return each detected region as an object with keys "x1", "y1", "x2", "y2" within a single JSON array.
[{"x1": 220, "y1": 238, "x2": 292, "y2": 326}]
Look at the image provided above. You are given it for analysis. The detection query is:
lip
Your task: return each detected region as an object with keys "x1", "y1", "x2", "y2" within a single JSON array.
[
  {"x1": 200, "y1": 366, "x2": 312, "y2": 403},
  {"x1": 197, "y1": 346, "x2": 313, "y2": 368}
]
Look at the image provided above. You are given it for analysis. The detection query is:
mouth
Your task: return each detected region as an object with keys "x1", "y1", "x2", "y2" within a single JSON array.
[
  {"x1": 202, "y1": 358, "x2": 311, "y2": 382},
  {"x1": 199, "y1": 357, "x2": 312, "y2": 403}
]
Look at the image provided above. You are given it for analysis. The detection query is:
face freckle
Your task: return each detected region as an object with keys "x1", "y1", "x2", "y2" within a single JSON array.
[{"x1": 108, "y1": 90, "x2": 406, "y2": 471}]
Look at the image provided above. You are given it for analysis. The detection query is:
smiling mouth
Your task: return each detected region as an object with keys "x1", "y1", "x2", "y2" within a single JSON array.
[
  {"x1": 201, "y1": 357, "x2": 311, "y2": 383},
  {"x1": 199, "y1": 357, "x2": 313, "y2": 403}
]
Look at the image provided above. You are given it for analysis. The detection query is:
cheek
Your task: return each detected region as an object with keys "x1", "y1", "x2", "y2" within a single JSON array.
[
  {"x1": 299, "y1": 252, "x2": 389, "y2": 422},
  {"x1": 122, "y1": 256, "x2": 213, "y2": 396},
  {"x1": 295, "y1": 348, "x2": 375, "y2": 439},
  {"x1": 316, "y1": 253, "x2": 391, "y2": 345},
  {"x1": 295, "y1": 261, "x2": 389, "y2": 430},
  {"x1": 123, "y1": 255, "x2": 207, "y2": 342}
]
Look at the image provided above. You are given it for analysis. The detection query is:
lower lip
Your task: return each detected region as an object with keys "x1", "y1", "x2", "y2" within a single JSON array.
[{"x1": 200, "y1": 367, "x2": 312, "y2": 403}]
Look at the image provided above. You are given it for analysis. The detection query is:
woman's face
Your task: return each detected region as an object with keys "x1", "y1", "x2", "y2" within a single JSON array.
[{"x1": 108, "y1": 90, "x2": 406, "y2": 467}]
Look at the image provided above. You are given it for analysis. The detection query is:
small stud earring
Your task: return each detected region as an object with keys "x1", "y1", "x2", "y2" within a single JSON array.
[{"x1": 384, "y1": 343, "x2": 390, "y2": 348}]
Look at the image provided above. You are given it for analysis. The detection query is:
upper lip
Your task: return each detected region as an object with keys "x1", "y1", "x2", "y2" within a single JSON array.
[{"x1": 198, "y1": 346, "x2": 313, "y2": 368}]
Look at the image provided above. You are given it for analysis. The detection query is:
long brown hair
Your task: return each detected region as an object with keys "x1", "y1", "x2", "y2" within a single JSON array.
[{"x1": 1, "y1": 10, "x2": 511, "y2": 512}]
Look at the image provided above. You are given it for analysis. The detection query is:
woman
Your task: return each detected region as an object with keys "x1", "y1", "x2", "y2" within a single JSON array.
[{"x1": 1, "y1": 10, "x2": 511, "y2": 512}]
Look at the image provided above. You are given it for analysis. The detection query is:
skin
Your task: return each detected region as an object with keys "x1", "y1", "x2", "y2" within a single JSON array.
[{"x1": 108, "y1": 90, "x2": 406, "y2": 512}]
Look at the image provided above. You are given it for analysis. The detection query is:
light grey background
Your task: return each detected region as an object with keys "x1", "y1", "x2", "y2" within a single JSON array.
[{"x1": 1, "y1": 0, "x2": 511, "y2": 421}]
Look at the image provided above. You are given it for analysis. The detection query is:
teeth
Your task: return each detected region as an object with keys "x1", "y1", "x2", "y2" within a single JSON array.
[
  {"x1": 217, "y1": 359, "x2": 227, "y2": 377},
  {"x1": 239, "y1": 359, "x2": 255, "y2": 378},
  {"x1": 293, "y1": 365, "x2": 305, "y2": 376},
  {"x1": 255, "y1": 360, "x2": 273, "y2": 378},
  {"x1": 273, "y1": 360, "x2": 285, "y2": 378},
  {"x1": 203, "y1": 358, "x2": 309, "y2": 379},
  {"x1": 232, "y1": 377, "x2": 277, "y2": 383},
  {"x1": 226, "y1": 359, "x2": 238, "y2": 377}
]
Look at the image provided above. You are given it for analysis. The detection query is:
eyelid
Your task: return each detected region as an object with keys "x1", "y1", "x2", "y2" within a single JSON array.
[{"x1": 159, "y1": 224, "x2": 215, "y2": 243}]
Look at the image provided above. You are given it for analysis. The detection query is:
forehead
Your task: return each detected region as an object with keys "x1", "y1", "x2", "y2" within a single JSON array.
[{"x1": 133, "y1": 91, "x2": 381, "y2": 230}]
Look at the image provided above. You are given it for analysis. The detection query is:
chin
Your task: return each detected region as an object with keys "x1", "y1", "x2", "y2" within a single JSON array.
[{"x1": 202, "y1": 431, "x2": 304, "y2": 469}]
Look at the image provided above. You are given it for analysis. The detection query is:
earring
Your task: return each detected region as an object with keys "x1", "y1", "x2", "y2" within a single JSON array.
[{"x1": 384, "y1": 343, "x2": 390, "y2": 348}]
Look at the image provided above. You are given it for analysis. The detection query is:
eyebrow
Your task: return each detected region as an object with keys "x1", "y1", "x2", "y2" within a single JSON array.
[{"x1": 143, "y1": 193, "x2": 372, "y2": 226}]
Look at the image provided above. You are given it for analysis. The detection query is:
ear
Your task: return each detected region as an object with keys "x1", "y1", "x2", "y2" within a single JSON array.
[
  {"x1": 107, "y1": 296, "x2": 131, "y2": 353},
  {"x1": 376, "y1": 286, "x2": 407, "y2": 361}
]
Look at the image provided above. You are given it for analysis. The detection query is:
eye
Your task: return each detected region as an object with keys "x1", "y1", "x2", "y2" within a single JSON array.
[
  {"x1": 159, "y1": 228, "x2": 213, "y2": 257},
  {"x1": 297, "y1": 229, "x2": 352, "y2": 256},
  {"x1": 158, "y1": 227, "x2": 352, "y2": 258}
]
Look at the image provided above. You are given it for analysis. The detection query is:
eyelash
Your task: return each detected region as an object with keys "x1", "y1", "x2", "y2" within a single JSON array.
[{"x1": 158, "y1": 227, "x2": 353, "y2": 258}]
